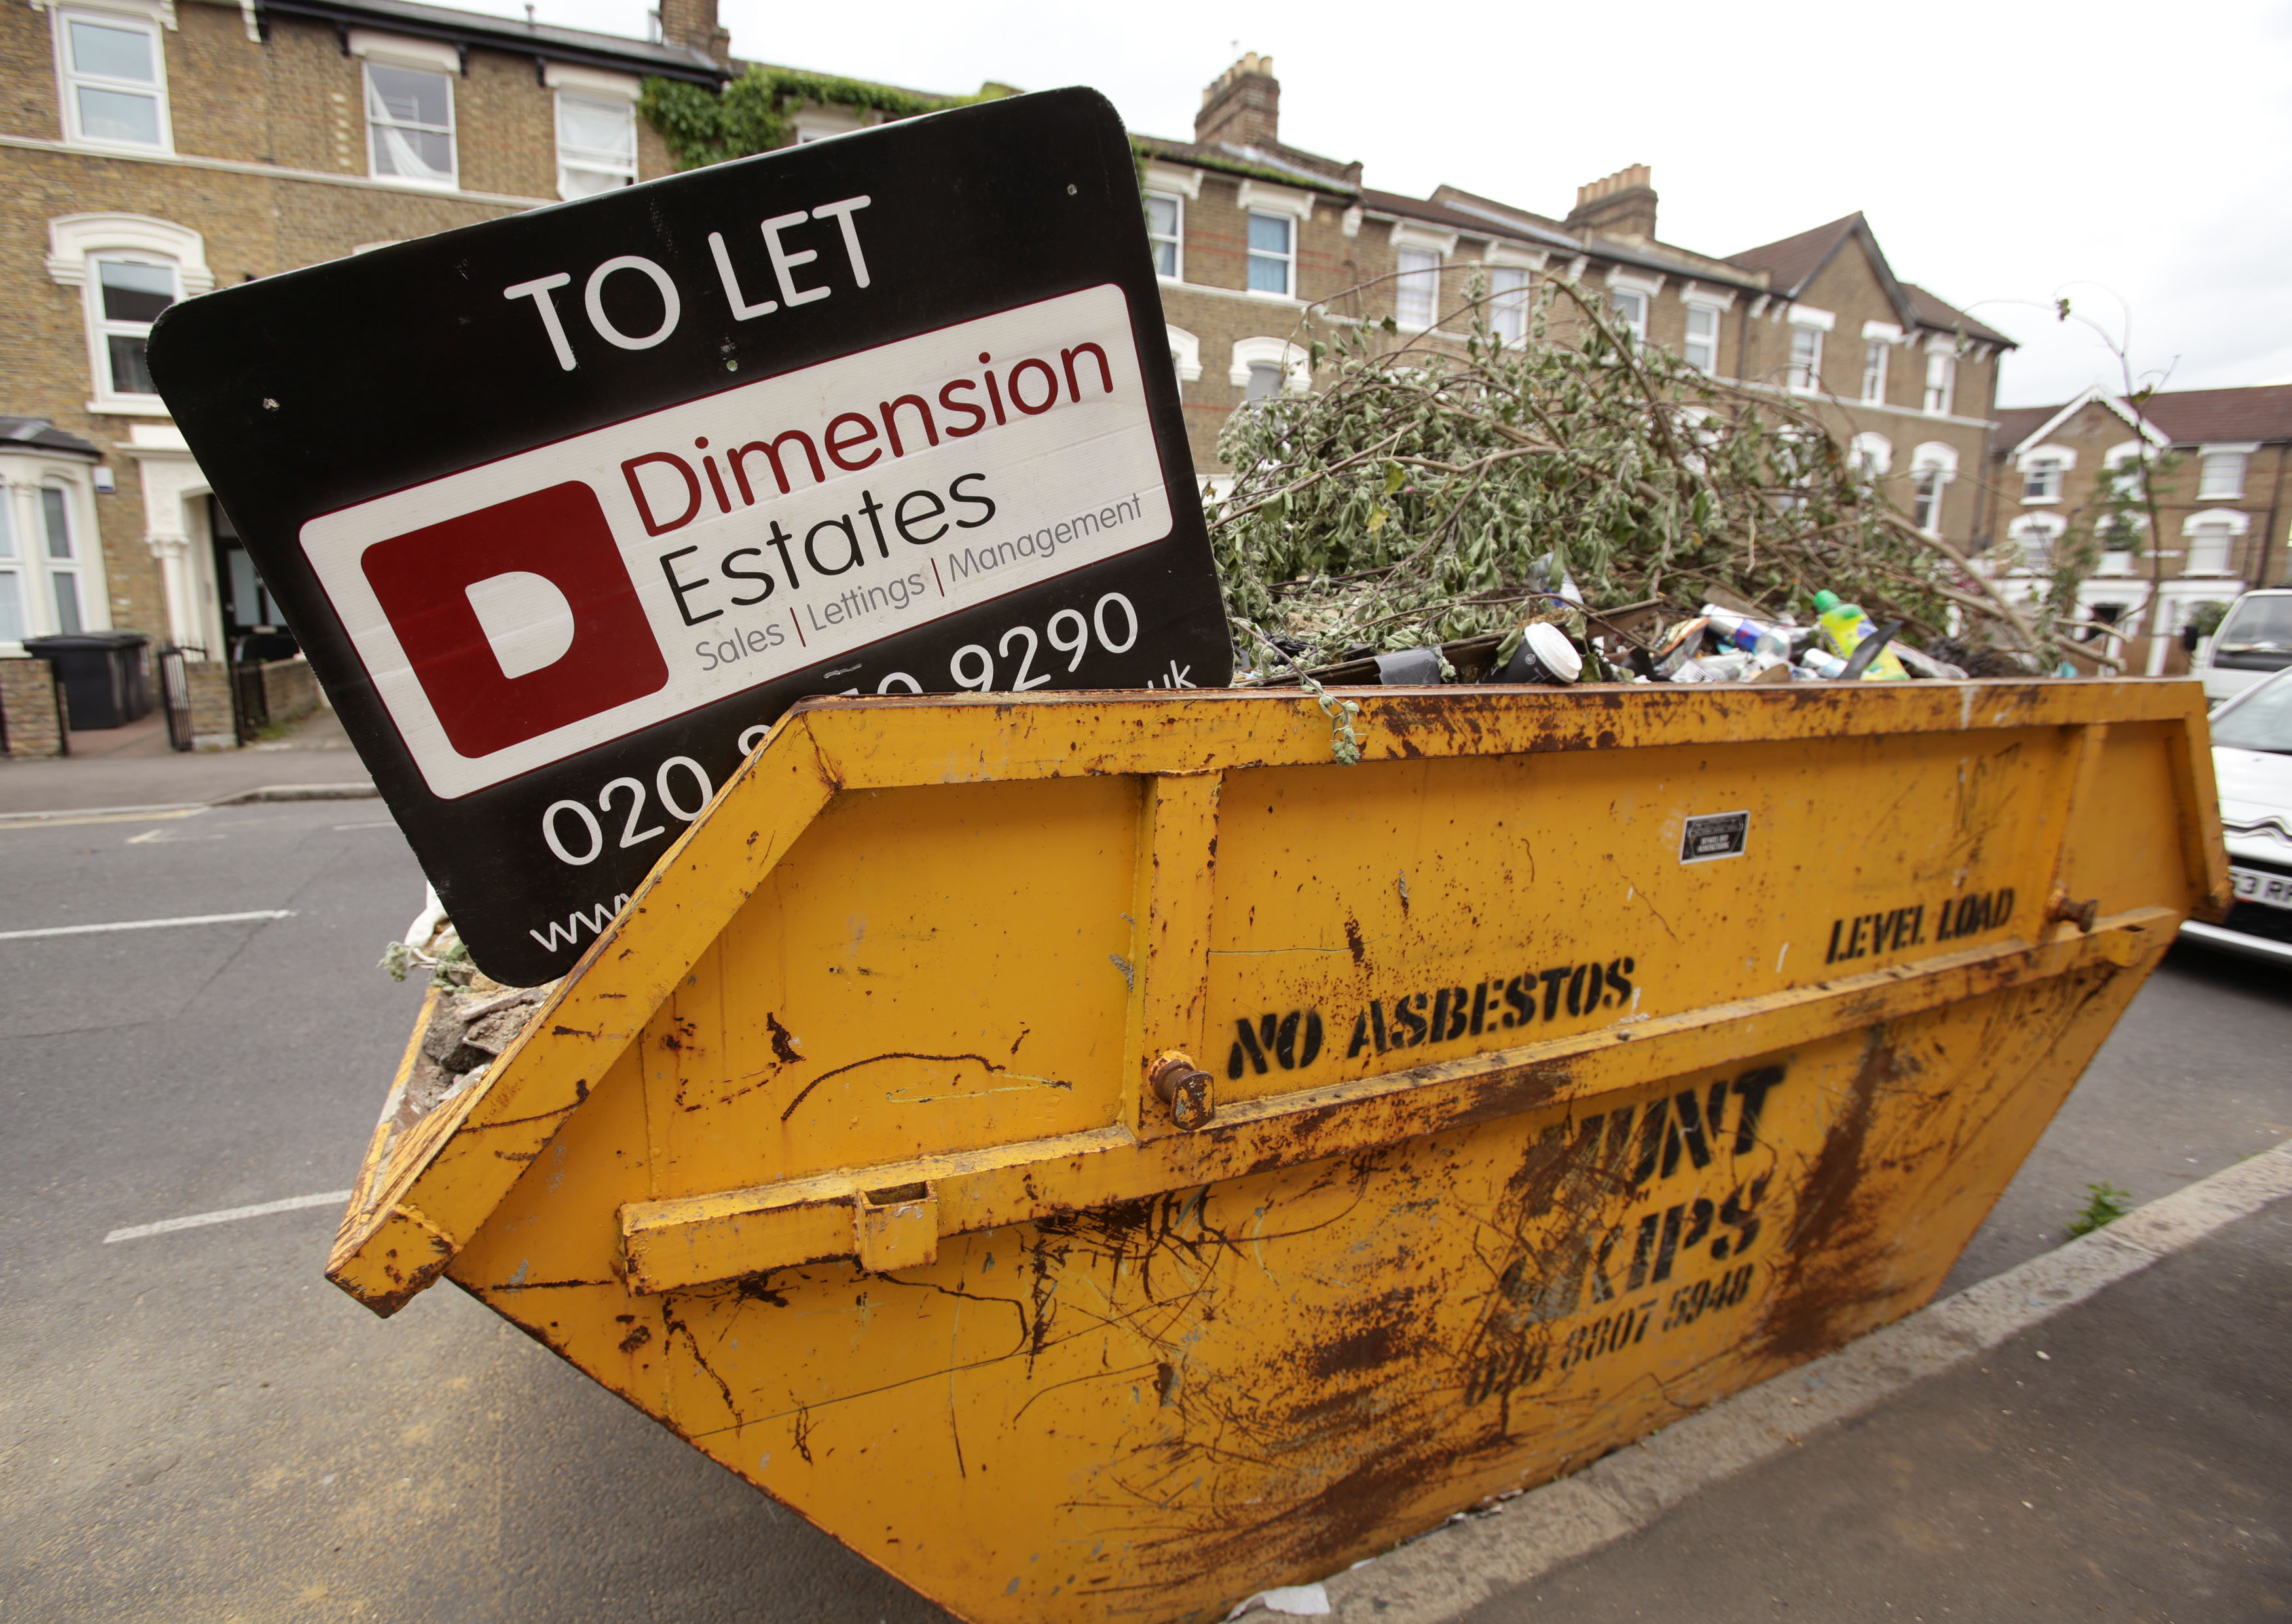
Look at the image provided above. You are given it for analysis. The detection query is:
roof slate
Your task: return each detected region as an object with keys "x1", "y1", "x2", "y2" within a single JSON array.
[
  {"x1": 1729, "y1": 214, "x2": 1860, "y2": 295},
  {"x1": 2141, "y1": 384, "x2": 2292, "y2": 445},
  {"x1": 0, "y1": 418, "x2": 100, "y2": 458},
  {"x1": 1990, "y1": 406, "x2": 2058, "y2": 453},
  {"x1": 1900, "y1": 284, "x2": 2015, "y2": 348},
  {"x1": 265, "y1": 0, "x2": 723, "y2": 79},
  {"x1": 1134, "y1": 134, "x2": 1358, "y2": 196}
]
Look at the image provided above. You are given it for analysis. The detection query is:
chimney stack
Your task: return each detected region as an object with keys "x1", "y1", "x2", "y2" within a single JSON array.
[
  {"x1": 1566, "y1": 164, "x2": 1657, "y2": 243},
  {"x1": 1195, "y1": 52, "x2": 1278, "y2": 149},
  {"x1": 657, "y1": 0, "x2": 731, "y2": 67}
]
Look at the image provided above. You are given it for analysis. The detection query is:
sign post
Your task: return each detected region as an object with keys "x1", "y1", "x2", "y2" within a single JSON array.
[{"x1": 151, "y1": 88, "x2": 1230, "y2": 984}]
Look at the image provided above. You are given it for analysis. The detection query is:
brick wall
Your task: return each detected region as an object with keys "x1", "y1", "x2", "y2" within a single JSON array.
[
  {"x1": 5, "y1": 0, "x2": 690, "y2": 653},
  {"x1": 183, "y1": 661, "x2": 237, "y2": 749},
  {"x1": 0, "y1": 659, "x2": 69, "y2": 758},
  {"x1": 259, "y1": 655, "x2": 318, "y2": 725}
]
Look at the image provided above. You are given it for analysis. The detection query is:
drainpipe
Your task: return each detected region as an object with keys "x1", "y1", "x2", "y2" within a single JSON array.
[{"x1": 2259, "y1": 439, "x2": 2287, "y2": 588}]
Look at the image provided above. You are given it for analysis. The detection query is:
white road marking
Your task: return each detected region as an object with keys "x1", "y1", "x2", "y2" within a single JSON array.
[
  {"x1": 105, "y1": 1189, "x2": 351, "y2": 1244},
  {"x1": 332, "y1": 821, "x2": 400, "y2": 830},
  {"x1": 0, "y1": 909, "x2": 294, "y2": 941},
  {"x1": 0, "y1": 806, "x2": 206, "y2": 832}
]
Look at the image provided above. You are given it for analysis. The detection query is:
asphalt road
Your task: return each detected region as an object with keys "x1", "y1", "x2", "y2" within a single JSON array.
[{"x1": 0, "y1": 803, "x2": 2285, "y2": 1622}]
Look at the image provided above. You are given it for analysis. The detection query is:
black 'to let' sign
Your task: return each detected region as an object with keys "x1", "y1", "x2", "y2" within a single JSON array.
[{"x1": 151, "y1": 88, "x2": 1229, "y2": 984}]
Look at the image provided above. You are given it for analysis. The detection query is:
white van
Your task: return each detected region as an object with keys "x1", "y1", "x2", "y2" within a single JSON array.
[{"x1": 2194, "y1": 589, "x2": 2292, "y2": 705}]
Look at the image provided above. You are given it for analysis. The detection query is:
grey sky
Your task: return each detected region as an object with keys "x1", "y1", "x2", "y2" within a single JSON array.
[{"x1": 469, "y1": 0, "x2": 2290, "y2": 409}]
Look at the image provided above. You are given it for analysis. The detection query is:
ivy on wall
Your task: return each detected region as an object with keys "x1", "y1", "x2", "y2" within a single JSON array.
[{"x1": 640, "y1": 67, "x2": 1013, "y2": 170}]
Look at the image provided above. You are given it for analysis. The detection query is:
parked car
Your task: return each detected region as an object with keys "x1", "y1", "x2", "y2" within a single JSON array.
[
  {"x1": 2191, "y1": 588, "x2": 2292, "y2": 706},
  {"x1": 2180, "y1": 662, "x2": 2292, "y2": 967}
]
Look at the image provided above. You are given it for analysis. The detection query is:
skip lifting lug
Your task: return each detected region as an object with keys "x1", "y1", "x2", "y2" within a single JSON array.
[{"x1": 1149, "y1": 1051, "x2": 1215, "y2": 1132}]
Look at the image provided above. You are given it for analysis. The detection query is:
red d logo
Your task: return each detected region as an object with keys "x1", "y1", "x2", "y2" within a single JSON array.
[{"x1": 360, "y1": 481, "x2": 667, "y2": 759}]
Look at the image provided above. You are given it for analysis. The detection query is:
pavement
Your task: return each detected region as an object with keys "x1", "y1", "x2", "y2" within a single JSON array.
[
  {"x1": 0, "y1": 705, "x2": 374, "y2": 815},
  {"x1": 0, "y1": 797, "x2": 2285, "y2": 1621},
  {"x1": 1331, "y1": 1162, "x2": 2292, "y2": 1624}
]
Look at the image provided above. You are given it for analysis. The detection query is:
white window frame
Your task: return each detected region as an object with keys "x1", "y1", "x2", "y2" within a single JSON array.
[
  {"x1": 1908, "y1": 442, "x2": 1957, "y2": 536},
  {"x1": 1786, "y1": 323, "x2": 1824, "y2": 393},
  {"x1": 2197, "y1": 445, "x2": 2255, "y2": 500},
  {"x1": 1860, "y1": 339, "x2": 1887, "y2": 403},
  {"x1": 1601, "y1": 267, "x2": 1662, "y2": 346},
  {"x1": 2006, "y1": 513, "x2": 2065, "y2": 574},
  {"x1": 1682, "y1": 301, "x2": 1723, "y2": 371},
  {"x1": 1604, "y1": 287, "x2": 1646, "y2": 343},
  {"x1": 1166, "y1": 325, "x2": 1201, "y2": 384},
  {"x1": 2181, "y1": 507, "x2": 2248, "y2": 575},
  {"x1": 46, "y1": 213, "x2": 213, "y2": 416},
  {"x1": 52, "y1": 2, "x2": 174, "y2": 154},
  {"x1": 1847, "y1": 432, "x2": 1892, "y2": 481},
  {"x1": 352, "y1": 34, "x2": 460, "y2": 192},
  {"x1": 1394, "y1": 247, "x2": 1441, "y2": 330},
  {"x1": 1143, "y1": 190, "x2": 1184, "y2": 282},
  {"x1": 1244, "y1": 210, "x2": 1295, "y2": 299},
  {"x1": 1236, "y1": 181, "x2": 1314, "y2": 302},
  {"x1": 1487, "y1": 265, "x2": 1532, "y2": 347},
  {"x1": 1923, "y1": 348, "x2": 1956, "y2": 416},
  {"x1": 0, "y1": 460, "x2": 112, "y2": 652},
  {"x1": 2101, "y1": 441, "x2": 2148, "y2": 502},
  {"x1": 544, "y1": 64, "x2": 639, "y2": 202},
  {"x1": 2016, "y1": 442, "x2": 2077, "y2": 504},
  {"x1": 1229, "y1": 336, "x2": 1310, "y2": 397}
]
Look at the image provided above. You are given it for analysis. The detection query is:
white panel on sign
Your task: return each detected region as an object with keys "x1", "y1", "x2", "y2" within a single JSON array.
[{"x1": 301, "y1": 283, "x2": 1171, "y2": 799}]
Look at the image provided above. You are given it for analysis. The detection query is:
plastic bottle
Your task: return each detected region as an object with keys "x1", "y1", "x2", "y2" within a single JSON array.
[
  {"x1": 1810, "y1": 590, "x2": 1910, "y2": 681},
  {"x1": 1795, "y1": 648, "x2": 1849, "y2": 680},
  {"x1": 1701, "y1": 607, "x2": 1791, "y2": 660},
  {"x1": 1673, "y1": 651, "x2": 1754, "y2": 684}
]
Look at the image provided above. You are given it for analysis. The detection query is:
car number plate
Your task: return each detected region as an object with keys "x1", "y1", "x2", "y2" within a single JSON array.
[{"x1": 2230, "y1": 866, "x2": 2292, "y2": 910}]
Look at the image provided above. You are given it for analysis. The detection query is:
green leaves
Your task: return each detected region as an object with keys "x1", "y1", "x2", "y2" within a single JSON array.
[
  {"x1": 1210, "y1": 276, "x2": 1984, "y2": 674},
  {"x1": 640, "y1": 69, "x2": 1005, "y2": 171}
]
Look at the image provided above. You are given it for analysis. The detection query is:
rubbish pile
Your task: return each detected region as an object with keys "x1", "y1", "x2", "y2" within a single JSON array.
[
  {"x1": 1248, "y1": 580, "x2": 2026, "y2": 693},
  {"x1": 379, "y1": 891, "x2": 555, "y2": 1114},
  {"x1": 1213, "y1": 274, "x2": 2067, "y2": 682}
]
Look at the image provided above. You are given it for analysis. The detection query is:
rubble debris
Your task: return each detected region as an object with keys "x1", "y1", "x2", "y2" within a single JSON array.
[{"x1": 381, "y1": 907, "x2": 557, "y2": 1120}]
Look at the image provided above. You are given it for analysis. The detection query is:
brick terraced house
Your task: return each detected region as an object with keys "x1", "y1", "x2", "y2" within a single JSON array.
[
  {"x1": 1138, "y1": 55, "x2": 2015, "y2": 572},
  {"x1": 5, "y1": 24, "x2": 2022, "y2": 714},
  {"x1": 1986, "y1": 385, "x2": 2292, "y2": 674},
  {"x1": 1, "y1": 0, "x2": 728, "y2": 673}
]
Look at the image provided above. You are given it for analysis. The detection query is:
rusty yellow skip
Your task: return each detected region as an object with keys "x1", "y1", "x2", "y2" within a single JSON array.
[{"x1": 329, "y1": 680, "x2": 2225, "y2": 1624}]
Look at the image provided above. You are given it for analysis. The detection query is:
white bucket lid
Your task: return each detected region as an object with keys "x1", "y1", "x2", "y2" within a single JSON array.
[{"x1": 1523, "y1": 621, "x2": 1583, "y2": 683}]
